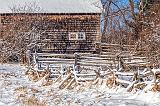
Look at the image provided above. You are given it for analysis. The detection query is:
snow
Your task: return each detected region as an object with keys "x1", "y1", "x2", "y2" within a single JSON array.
[
  {"x1": 0, "y1": 64, "x2": 160, "y2": 106},
  {"x1": 0, "y1": 0, "x2": 102, "y2": 13},
  {"x1": 152, "y1": 68, "x2": 160, "y2": 74}
]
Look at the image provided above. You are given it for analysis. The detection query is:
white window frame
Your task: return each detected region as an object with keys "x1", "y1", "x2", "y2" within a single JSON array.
[
  {"x1": 69, "y1": 32, "x2": 86, "y2": 40},
  {"x1": 69, "y1": 32, "x2": 77, "y2": 40},
  {"x1": 77, "y1": 32, "x2": 86, "y2": 40}
]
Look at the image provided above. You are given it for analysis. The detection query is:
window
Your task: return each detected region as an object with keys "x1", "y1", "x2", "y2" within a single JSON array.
[
  {"x1": 69, "y1": 32, "x2": 77, "y2": 40},
  {"x1": 69, "y1": 32, "x2": 86, "y2": 40},
  {"x1": 77, "y1": 32, "x2": 85, "y2": 40}
]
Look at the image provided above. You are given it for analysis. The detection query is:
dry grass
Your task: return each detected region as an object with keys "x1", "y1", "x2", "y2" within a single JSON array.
[
  {"x1": 25, "y1": 69, "x2": 49, "y2": 82},
  {"x1": 15, "y1": 86, "x2": 28, "y2": 94},
  {"x1": 106, "y1": 76, "x2": 116, "y2": 88},
  {"x1": 152, "y1": 83, "x2": 160, "y2": 92},
  {"x1": 22, "y1": 95, "x2": 46, "y2": 106},
  {"x1": 42, "y1": 79, "x2": 53, "y2": 86}
]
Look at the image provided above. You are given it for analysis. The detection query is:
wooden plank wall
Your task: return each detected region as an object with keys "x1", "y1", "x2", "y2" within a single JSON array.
[{"x1": 0, "y1": 13, "x2": 101, "y2": 53}]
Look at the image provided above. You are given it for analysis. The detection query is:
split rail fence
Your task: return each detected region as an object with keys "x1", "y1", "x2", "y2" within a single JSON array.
[{"x1": 26, "y1": 43, "x2": 160, "y2": 90}]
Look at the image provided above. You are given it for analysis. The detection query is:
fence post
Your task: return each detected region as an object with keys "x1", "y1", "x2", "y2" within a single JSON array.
[
  {"x1": 74, "y1": 53, "x2": 80, "y2": 73},
  {"x1": 117, "y1": 55, "x2": 120, "y2": 71},
  {"x1": 46, "y1": 63, "x2": 51, "y2": 77},
  {"x1": 26, "y1": 49, "x2": 31, "y2": 66},
  {"x1": 33, "y1": 51, "x2": 39, "y2": 68},
  {"x1": 60, "y1": 64, "x2": 65, "y2": 79},
  {"x1": 95, "y1": 42, "x2": 101, "y2": 54}
]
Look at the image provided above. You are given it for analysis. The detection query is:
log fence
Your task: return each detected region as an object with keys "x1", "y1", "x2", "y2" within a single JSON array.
[{"x1": 25, "y1": 43, "x2": 160, "y2": 91}]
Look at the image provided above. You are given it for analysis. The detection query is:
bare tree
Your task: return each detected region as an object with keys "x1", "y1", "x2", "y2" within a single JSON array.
[
  {"x1": 9, "y1": 1, "x2": 44, "y2": 13},
  {"x1": 0, "y1": 2, "x2": 44, "y2": 63},
  {"x1": 101, "y1": 0, "x2": 160, "y2": 66}
]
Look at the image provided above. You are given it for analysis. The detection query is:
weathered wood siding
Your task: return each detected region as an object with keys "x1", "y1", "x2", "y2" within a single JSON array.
[{"x1": 0, "y1": 13, "x2": 101, "y2": 53}]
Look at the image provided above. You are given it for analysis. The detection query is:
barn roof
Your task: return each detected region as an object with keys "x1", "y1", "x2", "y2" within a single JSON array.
[{"x1": 0, "y1": 0, "x2": 102, "y2": 13}]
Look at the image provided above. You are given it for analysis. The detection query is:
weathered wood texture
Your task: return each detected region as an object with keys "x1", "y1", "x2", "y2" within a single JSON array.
[
  {"x1": 30, "y1": 41, "x2": 153, "y2": 71},
  {"x1": 0, "y1": 13, "x2": 101, "y2": 53}
]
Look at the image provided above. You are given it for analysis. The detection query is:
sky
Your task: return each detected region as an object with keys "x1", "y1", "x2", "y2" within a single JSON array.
[
  {"x1": 101, "y1": 0, "x2": 129, "y2": 5},
  {"x1": 0, "y1": 0, "x2": 101, "y2": 13}
]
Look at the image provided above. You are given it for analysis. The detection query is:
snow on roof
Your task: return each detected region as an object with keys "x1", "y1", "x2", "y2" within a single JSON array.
[{"x1": 0, "y1": 0, "x2": 102, "y2": 13}]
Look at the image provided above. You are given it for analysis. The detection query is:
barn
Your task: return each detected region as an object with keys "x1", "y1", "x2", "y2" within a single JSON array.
[{"x1": 0, "y1": 0, "x2": 102, "y2": 54}]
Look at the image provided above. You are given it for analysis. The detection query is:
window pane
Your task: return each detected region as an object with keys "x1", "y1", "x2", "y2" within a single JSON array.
[
  {"x1": 77, "y1": 32, "x2": 85, "y2": 40},
  {"x1": 69, "y1": 32, "x2": 77, "y2": 40}
]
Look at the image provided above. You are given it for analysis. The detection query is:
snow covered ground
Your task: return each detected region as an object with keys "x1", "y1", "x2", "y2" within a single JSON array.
[{"x1": 0, "y1": 64, "x2": 160, "y2": 106}]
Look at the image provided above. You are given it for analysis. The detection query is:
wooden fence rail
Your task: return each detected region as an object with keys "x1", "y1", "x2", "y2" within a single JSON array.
[
  {"x1": 30, "y1": 52, "x2": 119, "y2": 70},
  {"x1": 25, "y1": 43, "x2": 160, "y2": 91}
]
